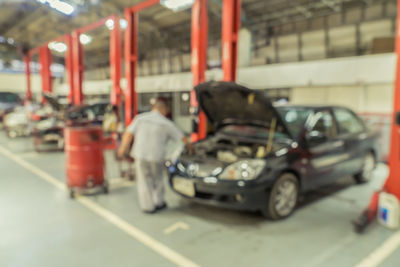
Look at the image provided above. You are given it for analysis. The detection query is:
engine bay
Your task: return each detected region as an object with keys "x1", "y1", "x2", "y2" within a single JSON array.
[{"x1": 181, "y1": 134, "x2": 282, "y2": 164}]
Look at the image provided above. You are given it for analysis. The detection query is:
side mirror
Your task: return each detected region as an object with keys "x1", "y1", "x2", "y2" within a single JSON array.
[{"x1": 306, "y1": 130, "x2": 327, "y2": 146}]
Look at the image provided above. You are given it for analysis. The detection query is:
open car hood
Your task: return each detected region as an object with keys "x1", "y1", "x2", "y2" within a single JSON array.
[
  {"x1": 43, "y1": 93, "x2": 63, "y2": 111},
  {"x1": 195, "y1": 81, "x2": 291, "y2": 137}
]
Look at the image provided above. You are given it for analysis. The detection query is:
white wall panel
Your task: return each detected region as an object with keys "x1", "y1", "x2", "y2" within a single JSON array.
[
  {"x1": 329, "y1": 25, "x2": 356, "y2": 56},
  {"x1": 360, "y1": 19, "x2": 392, "y2": 50},
  {"x1": 278, "y1": 35, "x2": 298, "y2": 63},
  {"x1": 302, "y1": 30, "x2": 325, "y2": 61},
  {"x1": 237, "y1": 53, "x2": 396, "y2": 88}
]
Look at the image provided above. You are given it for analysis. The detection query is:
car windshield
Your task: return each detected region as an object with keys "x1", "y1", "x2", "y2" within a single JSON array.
[
  {"x1": 276, "y1": 107, "x2": 312, "y2": 137},
  {"x1": 0, "y1": 93, "x2": 19, "y2": 103},
  {"x1": 219, "y1": 125, "x2": 289, "y2": 140}
]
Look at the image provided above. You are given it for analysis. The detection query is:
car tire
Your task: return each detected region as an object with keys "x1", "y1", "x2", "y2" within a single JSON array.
[
  {"x1": 262, "y1": 173, "x2": 299, "y2": 220},
  {"x1": 354, "y1": 152, "x2": 375, "y2": 184}
]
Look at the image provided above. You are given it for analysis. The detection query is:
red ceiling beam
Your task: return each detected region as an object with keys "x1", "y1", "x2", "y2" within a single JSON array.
[
  {"x1": 124, "y1": 9, "x2": 138, "y2": 126},
  {"x1": 222, "y1": 0, "x2": 241, "y2": 82},
  {"x1": 129, "y1": 0, "x2": 159, "y2": 13},
  {"x1": 190, "y1": 0, "x2": 208, "y2": 141},
  {"x1": 75, "y1": 16, "x2": 112, "y2": 34},
  {"x1": 110, "y1": 15, "x2": 122, "y2": 107},
  {"x1": 385, "y1": 0, "x2": 400, "y2": 200}
]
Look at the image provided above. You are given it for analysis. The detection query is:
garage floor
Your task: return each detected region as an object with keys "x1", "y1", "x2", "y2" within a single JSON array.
[{"x1": 1, "y1": 133, "x2": 399, "y2": 267}]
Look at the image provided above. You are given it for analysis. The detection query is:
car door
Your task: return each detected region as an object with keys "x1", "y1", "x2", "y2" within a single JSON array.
[
  {"x1": 332, "y1": 107, "x2": 367, "y2": 175},
  {"x1": 302, "y1": 108, "x2": 347, "y2": 190}
]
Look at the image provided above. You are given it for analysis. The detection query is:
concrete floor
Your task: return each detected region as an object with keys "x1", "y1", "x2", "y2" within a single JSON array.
[{"x1": 0, "y1": 132, "x2": 399, "y2": 267}]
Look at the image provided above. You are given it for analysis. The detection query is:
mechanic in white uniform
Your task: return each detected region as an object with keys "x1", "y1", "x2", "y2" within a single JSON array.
[{"x1": 117, "y1": 99, "x2": 193, "y2": 213}]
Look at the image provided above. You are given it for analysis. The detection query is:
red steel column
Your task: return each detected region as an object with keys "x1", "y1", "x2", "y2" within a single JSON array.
[
  {"x1": 124, "y1": 10, "x2": 138, "y2": 126},
  {"x1": 190, "y1": 0, "x2": 208, "y2": 141},
  {"x1": 222, "y1": 0, "x2": 241, "y2": 82},
  {"x1": 24, "y1": 53, "x2": 32, "y2": 101},
  {"x1": 71, "y1": 30, "x2": 84, "y2": 105},
  {"x1": 385, "y1": 0, "x2": 400, "y2": 200},
  {"x1": 39, "y1": 45, "x2": 53, "y2": 102},
  {"x1": 110, "y1": 16, "x2": 122, "y2": 107},
  {"x1": 65, "y1": 34, "x2": 75, "y2": 105}
]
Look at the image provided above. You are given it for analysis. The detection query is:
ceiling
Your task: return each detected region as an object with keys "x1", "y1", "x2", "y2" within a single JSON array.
[{"x1": 0, "y1": 0, "x2": 394, "y2": 70}]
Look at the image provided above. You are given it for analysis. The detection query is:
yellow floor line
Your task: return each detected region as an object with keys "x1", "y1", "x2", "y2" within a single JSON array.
[{"x1": 0, "y1": 145, "x2": 200, "y2": 267}]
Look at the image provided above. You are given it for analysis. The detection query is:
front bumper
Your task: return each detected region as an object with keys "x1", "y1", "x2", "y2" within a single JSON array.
[{"x1": 169, "y1": 174, "x2": 271, "y2": 212}]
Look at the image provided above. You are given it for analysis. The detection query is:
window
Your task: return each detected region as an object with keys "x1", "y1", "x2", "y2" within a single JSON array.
[
  {"x1": 333, "y1": 108, "x2": 365, "y2": 134},
  {"x1": 310, "y1": 110, "x2": 337, "y2": 139},
  {"x1": 277, "y1": 107, "x2": 312, "y2": 137},
  {"x1": 262, "y1": 88, "x2": 291, "y2": 102},
  {"x1": 0, "y1": 92, "x2": 19, "y2": 103}
]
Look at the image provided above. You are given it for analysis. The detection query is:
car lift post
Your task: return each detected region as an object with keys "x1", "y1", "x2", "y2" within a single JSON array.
[
  {"x1": 70, "y1": 16, "x2": 121, "y2": 106},
  {"x1": 353, "y1": 0, "x2": 400, "y2": 233},
  {"x1": 222, "y1": 0, "x2": 241, "y2": 82},
  {"x1": 124, "y1": 9, "x2": 138, "y2": 127},
  {"x1": 39, "y1": 45, "x2": 53, "y2": 102},
  {"x1": 71, "y1": 30, "x2": 84, "y2": 106},
  {"x1": 110, "y1": 15, "x2": 122, "y2": 107},
  {"x1": 124, "y1": 0, "x2": 163, "y2": 126},
  {"x1": 190, "y1": 0, "x2": 208, "y2": 141},
  {"x1": 64, "y1": 34, "x2": 75, "y2": 105},
  {"x1": 385, "y1": 0, "x2": 400, "y2": 200},
  {"x1": 24, "y1": 47, "x2": 40, "y2": 102},
  {"x1": 24, "y1": 52, "x2": 32, "y2": 101}
]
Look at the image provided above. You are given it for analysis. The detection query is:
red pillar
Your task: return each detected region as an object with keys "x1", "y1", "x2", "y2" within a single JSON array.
[
  {"x1": 191, "y1": 0, "x2": 208, "y2": 141},
  {"x1": 24, "y1": 53, "x2": 32, "y2": 101},
  {"x1": 110, "y1": 16, "x2": 122, "y2": 107},
  {"x1": 71, "y1": 31, "x2": 84, "y2": 105},
  {"x1": 65, "y1": 34, "x2": 75, "y2": 105},
  {"x1": 124, "y1": 10, "x2": 138, "y2": 126},
  {"x1": 39, "y1": 45, "x2": 53, "y2": 102},
  {"x1": 222, "y1": 0, "x2": 241, "y2": 82},
  {"x1": 385, "y1": 1, "x2": 400, "y2": 200}
]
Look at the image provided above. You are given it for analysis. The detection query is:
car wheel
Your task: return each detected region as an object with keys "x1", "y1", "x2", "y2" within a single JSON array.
[
  {"x1": 262, "y1": 173, "x2": 299, "y2": 220},
  {"x1": 354, "y1": 152, "x2": 375, "y2": 184}
]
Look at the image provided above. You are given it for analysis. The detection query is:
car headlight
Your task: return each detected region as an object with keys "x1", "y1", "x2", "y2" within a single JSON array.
[{"x1": 219, "y1": 159, "x2": 266, "y2": 180}]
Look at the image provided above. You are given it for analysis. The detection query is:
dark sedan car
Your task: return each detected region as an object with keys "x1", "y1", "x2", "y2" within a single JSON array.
[{"x1": 168, "y1": 81, "x2": 378, "y2": 220}]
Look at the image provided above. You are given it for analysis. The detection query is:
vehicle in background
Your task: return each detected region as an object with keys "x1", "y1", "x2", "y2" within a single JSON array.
[
  {"x1": 168, "y1": 81, "x2": 378, "y2": 220},
  {"x1": 2, "y1": 101, "x2": 46, "y2": 138},
  {"x1": 0, "y1": 92, "x2": 22, "y2": 126},
  {"x1": 33, "y1": 94, "x2": 110, "y2": 152}
]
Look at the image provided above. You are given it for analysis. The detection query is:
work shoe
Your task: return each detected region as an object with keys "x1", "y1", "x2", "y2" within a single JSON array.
[
  {"x1": 156, "y1": 203, "x2": 167, "y2": 211},
  {"x1": 143, "y1": 209, "x2": 156, "y2": 214}
]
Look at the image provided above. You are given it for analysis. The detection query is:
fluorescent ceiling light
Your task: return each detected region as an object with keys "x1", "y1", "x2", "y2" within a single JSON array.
[
  {"x1": 119, "y1": 19, "x2": 128, "y2": 29},
  {"x1": 36, "y1": 0, "x2": 75, "y2": 15},
  {"x1": 48, "y1": 42, "x2": 67, "y2": 53},
  {"x1": 160, "y1": 0, "x2": 195, "y2": 12},
  {"x1": 105, "y1": 18, "x2": 114, "y2": 30},
  {"x1": 106, "y1": 19, "x2": 128, "y2": 30},
  {"x1": 79, "y1": 34, "x2": 92, "y2": 45}
]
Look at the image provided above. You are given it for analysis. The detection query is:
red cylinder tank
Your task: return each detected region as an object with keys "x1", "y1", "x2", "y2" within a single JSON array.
[{"x1": 65, "y1": 126, "x2": 105, "y2": 191}]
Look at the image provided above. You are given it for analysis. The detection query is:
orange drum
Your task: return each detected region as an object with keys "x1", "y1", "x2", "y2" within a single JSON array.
[{"x1": 64, "y1": 126, "x2": 108, "y2": 198}]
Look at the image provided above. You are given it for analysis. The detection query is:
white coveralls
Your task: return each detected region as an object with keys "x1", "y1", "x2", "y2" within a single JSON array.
[{"x1": 127, "y1": 111, "x2": 183, "y2": 212}]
